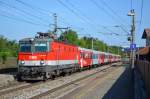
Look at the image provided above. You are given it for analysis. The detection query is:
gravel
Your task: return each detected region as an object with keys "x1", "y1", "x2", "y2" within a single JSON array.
[
  {"x1": 0, "y1": 74, "x2": 15, "y2": 88},
  {"x1": 0, "y1": 63, "x2": 121, "y2": 99}
]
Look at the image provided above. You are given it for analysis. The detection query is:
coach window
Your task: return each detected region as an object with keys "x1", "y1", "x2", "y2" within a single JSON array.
[
  {"x1": 106, "y1": 55, "x2": 108, "y2": 59},
  {"x1": 81, "y1": 53, "x2": 84, "y2": 58}
]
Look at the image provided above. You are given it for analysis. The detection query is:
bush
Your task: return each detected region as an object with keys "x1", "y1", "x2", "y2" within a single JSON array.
[{"x1": 0, "y1": 52, "x2": 8, "y2": 64}]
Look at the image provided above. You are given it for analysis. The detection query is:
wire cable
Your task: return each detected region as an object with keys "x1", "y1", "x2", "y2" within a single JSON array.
[
  {"x1": 100, "y1": 0, "x2": 129, "y2": 33},
  {"x1": 57, "y1": 0, "x2": 104, "y2": 35},
  {"x1": 138, "y1": 0, "x2": 144, "y2": 33},
  {"x1": 0, "y1": 13, "x2": 49, "y2": 27},
  {"x1": 15, "y1": 0, "x2": 54, "y2": 14},
  {"x1": 90, "y1": 0, "x2": 129, "y2": 35},
  {"x1": 59, "y1": 0, "x2": 119, "y2": 36},
  {"x1": 0, "y1": 1, "x2": 49, "y2": 23}
]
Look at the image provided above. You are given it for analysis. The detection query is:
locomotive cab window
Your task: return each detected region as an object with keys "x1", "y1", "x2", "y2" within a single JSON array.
[
  {"x1": 34, "y1": 42, "x2": 48, "y2": 52},
  {"x1": 20, "y1": 44, "x2": 31, "y2": 52}
]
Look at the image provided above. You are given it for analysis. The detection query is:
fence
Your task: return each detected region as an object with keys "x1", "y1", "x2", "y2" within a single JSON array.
[{"x1": 135, "y1": 60, "x2": 150, "y2": 98}]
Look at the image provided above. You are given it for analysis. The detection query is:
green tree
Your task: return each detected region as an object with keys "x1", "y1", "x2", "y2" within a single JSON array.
[
  {"x1": 0, "y1": 35, "x2": 18, "y2": 59},
  {"x1": 57, "y1": 29, "x2": 122, "y2": 55},
  {"x1": 58, "y1": 29, "x2": 78, "y2": 45},
  {"x1": 1, "y1": 52, "x2": 8, "y2": 64}
]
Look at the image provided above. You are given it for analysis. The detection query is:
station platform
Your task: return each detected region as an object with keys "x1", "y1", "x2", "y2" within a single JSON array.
[
  {"x1": 102, "y1": 64, "x2": 134, "y2": 99},
  {"x1": 61, "y1": 64, "x2": 134, "y2": 99}
]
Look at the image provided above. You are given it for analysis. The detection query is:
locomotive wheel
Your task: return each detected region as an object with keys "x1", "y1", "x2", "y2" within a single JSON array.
[
  {"x1": 50, "y1": 75, "x2": 55, "y2": 80},
  {"x1": 43, "y1": 75, "x2": 48, "y2": 81},
  {"x1": 67, "y1": 71, "x2": 72, "y2": 75},
  {"x1": 16, "y1": 73, "x2": 23, "y2": 82},
  {"x1": 43, "y1": 73, "x2": 48, "y2": 81},
  {"x1": 62, "y1": 72, "x2": 66, "y2": 77}
]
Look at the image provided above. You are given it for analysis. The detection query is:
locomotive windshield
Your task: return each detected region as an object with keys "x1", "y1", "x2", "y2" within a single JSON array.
[
  {"x1": 19, "y1": 39, "x2": 49, "y2": 52},
  {"x1": 20, "y1": 44, "x2": 31, "y2": 52},
  {"x1": 34, "y1": 42, "x2": 47, "y2": 52}
]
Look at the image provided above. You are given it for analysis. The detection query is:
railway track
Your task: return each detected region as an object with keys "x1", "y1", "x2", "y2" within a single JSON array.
[
  {"x1": 0, "y1": 81, "x2": 38, "y2": 95},
  {"x1": 31, "y1": 66, "x2": 113, "y2": 99},
  {"x1": 0, "y1": 63, "x2": 121, "y2": 99}
]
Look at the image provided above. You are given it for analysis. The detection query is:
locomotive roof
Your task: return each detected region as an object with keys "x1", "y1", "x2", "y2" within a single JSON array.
[
  {"x1": 19, "y1": 37, "x2": 52, "y2": 42},
  {"x1": 53, "y1": 40, "x2": 77, "y2": 47}
]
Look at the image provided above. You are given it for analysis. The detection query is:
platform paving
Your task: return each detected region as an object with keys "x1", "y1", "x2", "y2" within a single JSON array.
[
  {"x1": 102, "y1": 64, "x2": 134, "y2": 99},
  {"x1": 60, "y1": 64, "x2": 134, "y2": 99}
]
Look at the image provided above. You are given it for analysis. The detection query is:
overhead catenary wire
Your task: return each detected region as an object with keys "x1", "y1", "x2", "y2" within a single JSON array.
[
  {"x1": 15, "y1": 0, "x2": 54, "y2": 15},
  {"x1": 63, "y1": 0, "x2": 130, "y2": 39},
  {"x1": 0, "y1": 0, "x2": 49, "y2": 23},
  {"x1": 0, "y1": 4, "x2": 49, "y2": 27},
  {"x1": 57, "y1": 0, "x2": 95, "y2": 27},
  {"x1": 0, "y1": 13, "x2": 49, "y2": 27},
  {"x1": 64, "y1": 0, "x2": 107, "y2": 32},
  {"x1": 15, "y1": 0, "x2": 122, "y2": 38},
  {"x1": 15, "y1": 0, "x2": 84, "y2": 36},
  {"x1": 100, "y1": 0, "x2": 129, "y2": 34},
  {"x1": 65, "y1": 0, "x2": 94, "y2": 24},
  {"x1": 58, "y1": 0, "x2": 119, "y2": 37},
  {"x1": 90, "y1": 0, "x2": 129, "y2": 35},
  {"x1": 138, "y1": 0, "x2": 144, "y2": 33},
  {"x1": 57, "y1": 0, "x2": 105, "y2": 37},
  {"x1": 0, "y1": 5, "x2": 49, "y2": 26},
  {"x1": 15, "y1": 0, "x2": 84, "y2": 33},
  {"x1": 57, "y1": 0, "x2": 123, "y2": 43}
]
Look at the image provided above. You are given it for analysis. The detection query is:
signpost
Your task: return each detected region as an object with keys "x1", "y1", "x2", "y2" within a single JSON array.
[{"x1": 130, "y1": 44, "x2": 136, "y2": 50}]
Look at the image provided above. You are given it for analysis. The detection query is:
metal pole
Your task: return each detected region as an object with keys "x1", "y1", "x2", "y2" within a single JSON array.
[
  {"x1": 92, "y1": 37, "x2": 93, "y2": 50},
  {"x1": 53, "y1": 13, "x2": 57, "y2": 37},
  {"x1": 132, "y1": 10, "x2": 135, "y2": 69},
  {"x1": 103, "y1": 42, "x2": 105, "y2": 52},
  {"x1": 128, "y1": 9, "x2": 135, "y2": 69},
  {"x1": 118, "y1": 46, "x2": 119, "y2": 55},
  {"x1": 107, "y1": 46, "x2": 109, "y2": 53}
]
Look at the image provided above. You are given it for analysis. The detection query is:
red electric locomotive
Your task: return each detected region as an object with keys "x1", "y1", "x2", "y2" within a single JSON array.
[
  {"x1": 17, "y1": 32, "x2": 121, "y2": 80},
  {"x1": 17, "y1": 33, "x2": 80, "y2": 80}
]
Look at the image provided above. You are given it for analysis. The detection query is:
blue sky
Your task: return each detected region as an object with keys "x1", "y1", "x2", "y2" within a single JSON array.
[{"x1": 0, "y1": 0, "x2": 149, "y2": 47}]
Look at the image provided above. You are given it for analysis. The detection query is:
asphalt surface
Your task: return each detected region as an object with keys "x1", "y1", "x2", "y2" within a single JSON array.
[
  {"x1": 102, "y1": 65, "x2": 134, "y2": 99},
  {"x1": 60, "y1": 65, "x2": 133, "y2": 99}
]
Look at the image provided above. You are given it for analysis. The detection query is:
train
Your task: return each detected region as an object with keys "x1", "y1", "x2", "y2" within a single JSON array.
[{"x1": 17, "y1": 32, "x2": 121, "y2": 80}]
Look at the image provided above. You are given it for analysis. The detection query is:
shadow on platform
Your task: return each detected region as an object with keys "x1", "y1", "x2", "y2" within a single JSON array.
[{"x1": 102, "y1": 65, "x2": 134, "y2": 99}]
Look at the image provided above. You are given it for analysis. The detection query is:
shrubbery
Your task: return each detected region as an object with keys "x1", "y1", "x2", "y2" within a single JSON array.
[
  {"x1": 0, "y1": 35, "x2": 18, "y2": 64},
  {"x1": 58, "y1": 29, "x2": 122, "y2": 55}
]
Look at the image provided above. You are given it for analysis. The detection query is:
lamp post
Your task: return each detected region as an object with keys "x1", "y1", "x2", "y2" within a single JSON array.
[{"x1": 127, "y1": 9, "x2": 135, "y2": 69}]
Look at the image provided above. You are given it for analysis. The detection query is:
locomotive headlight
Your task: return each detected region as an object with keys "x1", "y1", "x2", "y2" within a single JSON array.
[
  {"x1": 40, "y1": 60, "x2": 44, "y2": 65},
  {"x1": 21, "y1": 61, "x2": 25, "y2": 65}
]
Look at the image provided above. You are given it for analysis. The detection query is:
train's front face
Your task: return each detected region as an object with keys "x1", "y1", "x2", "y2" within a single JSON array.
[{"x1": 18, "y1": 38, "x2": 49, "y2": 80}]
